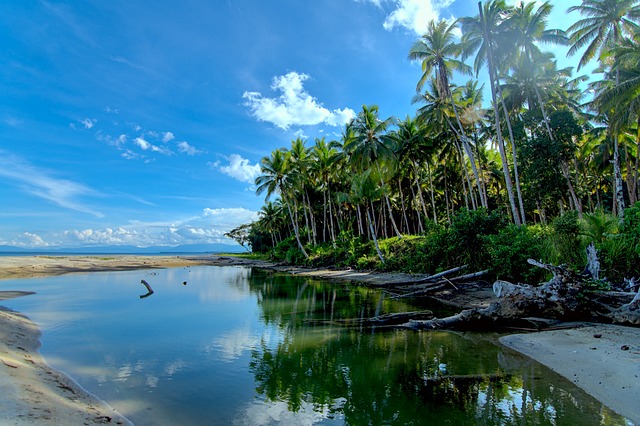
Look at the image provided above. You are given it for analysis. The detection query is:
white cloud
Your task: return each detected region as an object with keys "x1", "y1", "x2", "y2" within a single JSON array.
[
  {"x1": 162, "y1": 131, "x2": 175, "y2": 143},
  {"x1": 243, "y1": 72, "x2": 355, "y2": 130},
  {"x1": 134, "y1": 137, "x2": 151, "y2": 150},
  {"x1": 363, "y1": 0, "x2": 453, "y2": 35},
  {"x1": 203, "y1": 207, "x2": 258, "y2": 228},
  {"x1": 134, "y1": 137, "x2": 171, "y2": 155},
  {"x1": 177, "y1": 141, "x2": 201, "y2": 155},
  {"x1": 80, "y1": 118, "x2": 96, "y2": 129},
  {"x1": 5, "y1": 232, "x2": 52, "y2": 248},
  {"x1": 0, "y1": 150, "x2": 103, "y2": 217},
  {"x1": 30, "y1": 207, "x2": 260, "y2": 249},
  {"x1": 216, "y1": 154, "x2": 261, "y2": 184},
  {"x1": 64, "y1": 227, "x2": 139, "y2": 245}
]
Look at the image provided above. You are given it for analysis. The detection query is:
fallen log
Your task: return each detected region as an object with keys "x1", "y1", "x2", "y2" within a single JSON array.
[
  {"x1": 390, "y1": 265, "x2": 469, "y2": 287},
  {"x1": 403, "y1": 260, "x2": 599, "y2": 331},
  {"x1": 607, "y1": 286, "x2": 640, "y2": 326}
]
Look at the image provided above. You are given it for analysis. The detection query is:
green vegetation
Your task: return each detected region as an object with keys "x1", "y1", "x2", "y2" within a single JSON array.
[{"x1": 227, "y1": 0, "x2": 640, "y2": 285}]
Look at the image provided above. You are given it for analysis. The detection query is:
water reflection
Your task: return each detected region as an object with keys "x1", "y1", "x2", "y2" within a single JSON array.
[{"x1": 1, "y1": 266, "x2": 631, "y2": 425}]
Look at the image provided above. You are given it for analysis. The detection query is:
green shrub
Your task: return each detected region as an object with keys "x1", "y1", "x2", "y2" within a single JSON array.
[
  {"x1": 486, "y1": 224, "x2": 546, "y2": 283},
  {"x1": 550, "y1": 211, "x2": 585, "y2": 268}
]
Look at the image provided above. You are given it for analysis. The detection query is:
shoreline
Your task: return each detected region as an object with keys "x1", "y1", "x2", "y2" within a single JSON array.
[{"x1": 0, "y1": 255, "x2": 638, "y2": 424}]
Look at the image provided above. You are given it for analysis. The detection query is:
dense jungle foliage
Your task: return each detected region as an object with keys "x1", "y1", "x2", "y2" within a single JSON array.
[{"x1": 226, "y1": 0, "x2": 640, "y2": 285}]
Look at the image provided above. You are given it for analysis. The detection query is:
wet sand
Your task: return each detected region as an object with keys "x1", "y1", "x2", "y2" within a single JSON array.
[
  {"x1": 500, "y1": 325, "x2": 640, "y2": 424},
  {"x1": 0, "y1": 255, "x2": 638, "y2": 424}
]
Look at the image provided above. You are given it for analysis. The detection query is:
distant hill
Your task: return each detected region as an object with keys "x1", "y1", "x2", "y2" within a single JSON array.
[{"x1": 0, "y1": 243, "x2": 246, "y2": 254}]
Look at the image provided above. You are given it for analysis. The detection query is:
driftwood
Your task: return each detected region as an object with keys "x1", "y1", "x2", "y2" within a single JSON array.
[
  {"x1": 140, "y1": 279, "x2": 154, "y2": 299},
  {"x1": 607, "y1": 286, "x2": 640, "y2": 326},
  {"x1": 388, "y1": 268, "x2": 489, "y2": 299},
  {"x1": 403, "y1": 255, "x2": 639, "y2": 331}
]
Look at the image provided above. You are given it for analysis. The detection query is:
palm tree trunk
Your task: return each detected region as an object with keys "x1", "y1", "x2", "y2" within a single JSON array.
[
  {"x1": 447, "y1": 88, "x2": 487, "y2": 209},
  {"x1": 412, "y1": 160, "x2": 429, "y2": 222},
  {"x1": 284, "y1": 196, "x2": 309, "y2": 259},
  {"x1": 409, "y1": 180, "x2": 424, "y2": 233},
  {"x1": 479, "y1": 2, "x2": 520, "y2": 225},
  {"x1": 366, "y1": 205, "x2": 385, "y2": 263},
  {"x1": 427, "y1": 161, "x2": 438, "y2": 224},
  {"x1": 327, "y1": 186, "x2": 337, "y2": 244},
  {"x1": 613, "y1": 135, "x2": 626, "y2": 218},
  {"x1": 497, "y1": 86, "x2": 526, "y2": 223},
  {"x1": 397, "y1": 178, "x2": 411, "y2": 234},
  {"x1": 633, "y1": 118, "x2": 640, "y2": 204}
]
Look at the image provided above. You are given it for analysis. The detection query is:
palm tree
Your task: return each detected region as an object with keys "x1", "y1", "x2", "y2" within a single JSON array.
[
  {"x1": 460, "y1": 1, "x2": 522, "y2": 224},
  {"x1": 344, "y1": 105, "x2": 403, "y2": 238},
  {"x1": 258, "y1": 201, "x2": 285, "y2": 248},
  {"x1": 311, "y1": 137, "x2": 341, "y2": 244},
  {"x1": 343, "y1": 170, "x2": 386, "y2": 263},
  {"x1": 390, "y1": 116, "x2": 432, "y2": 231},
  {"x1": 409, "y1": 20, "x2": 487, "y2": 209},
  {"x1": 255, "y1": 148, "x2": 309, "y2": 259},
  {"x1": 594, "y1": 30, "x2": 640, "y2": 204},
  {"x1": 288, "y1": 137, "x2": 317, "y2": 245},
  {"x1": 567, "y1": 0, "x2": 640, "y2": 71},
  {"x1": 413, "y1": 79, "x2": 475, "y2": 213},
  {"x1": 568, "y1": 0, "x2": 640, "y2": 218}
]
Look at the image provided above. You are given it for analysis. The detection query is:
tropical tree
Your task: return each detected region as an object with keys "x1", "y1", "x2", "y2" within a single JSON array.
[
  {"x1": 255, "y1": 148, "x2": 309, "y2": 259},
  {"x1": 460, "y1": 1, "x2": 523, "y2": 224},
  {"x1": 311, "y1": 137, "x2": 341, "y2": 244},
  {"x1": 409, "y1": 20, "x2": 486, "y2": 209},
  {"x1": 344, "y1": 105, "x2": 403, "y2": 238},
  {"x1": 568, "y1": 0, "x2": 640, "y2": 217}
]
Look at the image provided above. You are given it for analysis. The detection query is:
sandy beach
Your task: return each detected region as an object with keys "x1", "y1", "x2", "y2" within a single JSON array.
[{"x1": 0, "y1": 255, "x2": 638, "y2": 424}]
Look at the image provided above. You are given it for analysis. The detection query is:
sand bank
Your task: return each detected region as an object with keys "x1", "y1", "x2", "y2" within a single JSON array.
[
  {"x1": 0, "y1": 301, "x2": 131, "y2": 425},
  {"x1": 500, "y1": 324, "x2": 640, "y2": 424}
]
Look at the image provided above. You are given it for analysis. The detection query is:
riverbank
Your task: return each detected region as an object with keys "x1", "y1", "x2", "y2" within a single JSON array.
[
  {"x1": 0, "y1": 301, "x2": 131, "y2": 425},
  {"x1": 0, "y1": 255, "x2": 638, "y2": 424}
]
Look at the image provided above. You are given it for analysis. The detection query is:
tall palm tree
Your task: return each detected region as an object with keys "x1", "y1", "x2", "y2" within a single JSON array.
[
  {"x1": 390, "y1": 116, "x2": 432, "y2": 231},
  {"x1": 288, "y1": 137, "x2": 317, "y2": 245},
  {"x1": 460, "y1": 1, "x2": 522, "y2": 224},
  {"x1": 594, "y1": 30, "x2": 640, "y2": 203},
  {"x1": 568, "y1": 0, "x2": 640, "y2": 217},
  {"x1": 255, "y1": 148, "x2": 309, "y2": 259},
  {"x1": 409, "y1": 20, "x2": 487, "y2": 209},
  {"x1": 311, "y1": 137, "x2": 340, "y2": 244},
  {"x1": 503, "y1": 1, "x2": 568, "y2": 139},
  {"x1": 567, "y1": 0, "x2": 640, "y2": 71},
  {"x1": 344, "y1": 105, "x2": 403, "y2": 238}
]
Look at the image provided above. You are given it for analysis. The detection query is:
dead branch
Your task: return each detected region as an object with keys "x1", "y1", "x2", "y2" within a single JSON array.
[{"x1": 140, "y1": 279, "x2": 154, "y2": 299}]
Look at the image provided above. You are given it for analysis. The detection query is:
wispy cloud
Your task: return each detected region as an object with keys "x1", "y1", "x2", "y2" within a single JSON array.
[
  {"x1": 177, "y1": 141, "x2": 202, "y2": 155},
  {"x1": 243, "y1": 72, "x2": 355, "y2": 130},
  {"x1": 92, "y1": 117, "x2": 201, "y2": 160},
  {"x1": 70, "y1": 117, "x2": 97, "y2": 130},
  {"x1": 0, "y1": 150, "x2": 104, "y2": 217}
]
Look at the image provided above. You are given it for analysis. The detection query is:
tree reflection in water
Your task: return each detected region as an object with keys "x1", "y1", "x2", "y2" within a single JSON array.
[{"x1": 247, "y1": 271, "x2": 628, "y2": 425}]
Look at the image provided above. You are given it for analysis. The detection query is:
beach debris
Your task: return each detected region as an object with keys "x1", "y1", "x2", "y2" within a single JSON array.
[
  {"x1": 139, "y1": 279, "x2": 154, "y2": 299},
  {"x1": 1, "y1": 357, "x2": 18, "y2": 368},
  {"x1": 402, "y1": 251, "x2": 640, "y2": 331}
]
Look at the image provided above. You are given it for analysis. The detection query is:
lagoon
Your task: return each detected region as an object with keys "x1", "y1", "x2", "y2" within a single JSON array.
[{"x1": 1, "y1": 266, "x2": 630, "y2": 425}]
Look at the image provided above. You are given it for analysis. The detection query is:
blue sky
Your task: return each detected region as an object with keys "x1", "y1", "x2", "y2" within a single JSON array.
[{"x1": 0, "y1": 0, "x2": 583, "y2": 250}]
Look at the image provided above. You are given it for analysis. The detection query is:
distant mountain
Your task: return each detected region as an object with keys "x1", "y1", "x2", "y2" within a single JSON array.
[{"x1": 0, "y1": 243, "x2": 246, "y2": 254}]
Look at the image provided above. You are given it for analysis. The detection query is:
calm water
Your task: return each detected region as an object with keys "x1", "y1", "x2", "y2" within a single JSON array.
[{"x1": 1, "y1": 266, "x2": 631, "y2": 425}]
